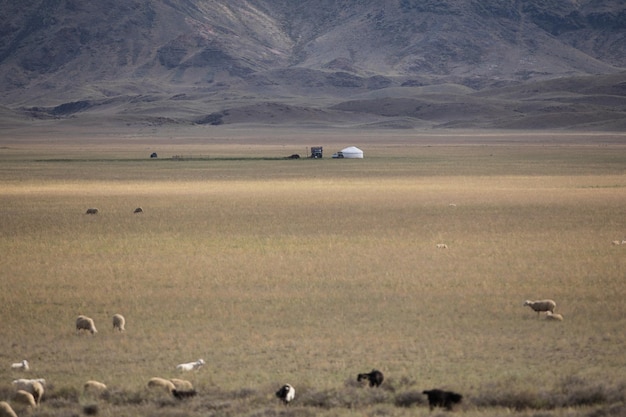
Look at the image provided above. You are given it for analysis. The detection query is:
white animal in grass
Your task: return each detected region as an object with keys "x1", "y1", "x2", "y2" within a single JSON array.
[
  {"x1": 11, "y1": 360, "x2": 29, "y2": 371},
  {"x1": 436, "y1": 243, "x2": 448, "y2": 249},
  {"x1": 13, "y1": 390, "x2": 36, "y2": 408},
  {"x1": 176, "y1": 359, "x2": 205, "y2": 372},
  {"x1": 12, "y1": 379, "x2": 44, "y2": 404},
  {"x1": 76, "y1": 315, "x2": 98, "y2": 334},
  {"x1": 112, "y1": 314, "x2": 125, "y2": 332},
  {"x1": 0, "y1": 401, "x2": 18, "y2": 417},
  {"x1": 545, "y1": 311, "x2": 564, "y2": 321}
]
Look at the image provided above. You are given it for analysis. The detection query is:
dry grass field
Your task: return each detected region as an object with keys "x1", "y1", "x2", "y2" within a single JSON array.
[{"x1": 0, "y1": 127, "x2": 625, "y2": 417}]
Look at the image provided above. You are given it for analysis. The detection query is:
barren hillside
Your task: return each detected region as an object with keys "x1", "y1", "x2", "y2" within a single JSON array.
[{"x1": 0, "y1": 0, "x2": 624, "y2": 129}]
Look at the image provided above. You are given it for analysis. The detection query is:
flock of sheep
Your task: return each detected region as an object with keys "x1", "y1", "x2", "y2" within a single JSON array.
[{"x1": 2, "y1": 299, "x2": 561, "y2": 416}]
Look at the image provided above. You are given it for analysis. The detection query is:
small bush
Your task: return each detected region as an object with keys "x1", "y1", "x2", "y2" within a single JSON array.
[{"x1": 394, "y1": 390, "x2": 425, "y2": 408}]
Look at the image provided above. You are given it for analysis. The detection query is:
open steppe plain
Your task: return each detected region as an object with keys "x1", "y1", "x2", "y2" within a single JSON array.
[{"x1": 0, "y1": 126, "x2": 625, "y2": 417}]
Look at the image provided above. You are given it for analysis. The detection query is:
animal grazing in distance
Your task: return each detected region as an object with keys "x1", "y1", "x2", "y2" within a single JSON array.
[
  {"x1": 357, "y1": 369, "x2": 384, "y2": 387},
  {"x1": 12, "y1": 379, "x2": 44, "y2": 405},
  {"x1": 545, "y1": 311, "x2": 564, "y2": 321},
  {"x1": 85, "y1": 208, "x2": 99, "y2": 215},
  {"x1": 276, "y1": 384, "x2": 295, "y2": 404},
  {"x1": 11, "y1": 360, "x2": 29, "y2": 371},
  {"x1": 523, "y1": 299, "x2": 556, "y2": 316},
  {"x1": 176, "y1": 359, "x2": 205, "y2": 372},
  {"x1": 76, "y1": 315, "x2": 98, "y2": 334},
  {"x1": 422, "y1": 389, "x2": 463, "y2": 410},
  {"x1": 133, "y1": 207, "x2": 143, "y2": 213},
  {"x1": 112, "y1": 314, "x2": 125, "y2": 331}
]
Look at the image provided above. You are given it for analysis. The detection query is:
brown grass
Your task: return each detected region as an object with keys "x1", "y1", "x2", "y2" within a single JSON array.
[{"x1": 0, "y1": 128, "x2": 625, "y2": 416}]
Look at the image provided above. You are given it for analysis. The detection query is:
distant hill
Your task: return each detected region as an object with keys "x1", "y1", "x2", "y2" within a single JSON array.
[{"x1": 0, "y1": 0, "x2": 624, "y2": 130}]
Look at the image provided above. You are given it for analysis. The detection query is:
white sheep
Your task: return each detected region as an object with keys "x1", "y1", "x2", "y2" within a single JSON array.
[
  {"x1": 436, "y1": 243, "x2": 448, "y2": 249},
  {"x1": 612, "y1": 240, "x2": 621, "y2": 245},
  {"x1": 0, "y1": 401, "x2": 17, "y2": 417},
  {"x1": 147, "y1": 377, "x2": 176, "y2": 394},
  {"x1": 176, "y1": 359, "x2": 205, "y2": 372},
  {"x1": 170, "y1": 378, "x2": 194, "y2": 391},
  {"x1": 12, "y1": 379, "x2": 44, "y2": 404},
  {"x1": 545, "y1": 311, "x2": 564, "y2": 321},
  {"x1": 112, "y1": 314, "x2": 126, "y2": 332},
  {"x1": 13, "y1": 390, "x2": 36, "y2": 408},
  {"x1": 11, "y1": 360, "x2": 29, "y2": 371},
  {"x1": 76, "y1": 315, "x2": 98, "y2": 334},
  {"x1": 84, "y1": 380, "x2": 108, "y2": 396},
  {"x1": 523, "y1": 299, "x2": 556, "y2": 316}
]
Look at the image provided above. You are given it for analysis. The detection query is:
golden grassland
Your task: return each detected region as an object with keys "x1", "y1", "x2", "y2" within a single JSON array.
[{"x1": 0, "y1": 128, "x2": 625, "y2": 416}]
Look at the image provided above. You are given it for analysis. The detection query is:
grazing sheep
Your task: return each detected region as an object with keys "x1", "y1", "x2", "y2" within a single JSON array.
[
  {"x1": 134, "y1": 207, "x2": 143, "y2": 214},
  {"x1": 545, "y1": 311, "x2": 564, "y2": 321},
  {"x1": 112, "y1": 314, "x2": 125, "y2": 332},
  {"x1": 147, "y1": 377, "x2": 176, "y2": 394},
  {"x1": 85, "y1": 208, "x2": 99, "y2": 215},
  {"x1": 611, "y1": 240, "x2": 621, "y2": 245},
  {"x1": 172, "y1": 389, "x2": 197, "y2": 400},
  {"x1": 13, "y1": 390, "x2": 36, "y2": 408},
  {"x1": 436, "y1": 243, "x2": 448, "y2": 249},
  {"x1": 84, "y1": 380, "x2": 108, "y2": 396},
  {"x1": 12, "y1": 379, "x2": 44, "y2": 404},
  {"x1": 523, "y1": 299, "x2": 556, "y2": 316},
  {"x1": 176, "y1": 359, "x2": 205, "y2": 372},
  {"x1": 276, "y1": 384, "x2": 295, "y2": 404},
  {"x1": 170, "y1": 378, "x2": 194, "y2": 391},
  {"x1": 422, "y1": 389, "x2": 463, "y2": 410},
  {"x1": 76, "y1": 315, "x2": 98, "y2": 334},
  {"x1": 11, "y1": 360, "x2": 29, "y2": 371},
  {"x1": 357, "y1": 369, "x2": 384, "y2": 387},
  {"x1": 0, "y1": 401, "x2": 17, "y2": 417}
]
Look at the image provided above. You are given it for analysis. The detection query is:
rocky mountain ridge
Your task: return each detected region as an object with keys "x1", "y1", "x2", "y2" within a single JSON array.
[{"x1": 1, "y1": 0, "x2": 625, "y2": 129}]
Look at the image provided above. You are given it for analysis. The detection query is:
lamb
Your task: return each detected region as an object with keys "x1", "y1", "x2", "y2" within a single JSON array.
[
  {"x1": 545, "y1": 311, "x2": 564, "y2": 321},
  {"x1": 13, "y1": 390, "x2": 37, "y2": 408},
  {"x1": 147, "y1": 377, "x2": 176, "y2": 394},
  {"x1": 357, "y1": 369, "x2": 384, "y2": 387},
  {"x1": 84, "y1": 380, "x2": 108, "y2": 396},
  {"x1": 523, "y1": 299, "x2": 556, "y2": 316},
  {"x1": 76, "y1": 315, "x2": 98, "y2": 334},
  {"x1": 176, "y1": 359, "x2": 205, "y2": 372},
  {"x1": 112, "y1": 314, "x2": 125, "y2": 332},
  {"x1": 436, "y1": 243, "x2": 448, "y2": 249},
  {"x1": 85, "y1": 208, "x2": 99, "y2": 215},
  {"x1": 12, "y1": 379, "x2": 44, "y2": 404},
  {"x1": 0, "y1": 401, "x2": 17, "y2": 417},
  {"x1": 11, "y1": 360, "x2": 29, "y2": 371},
  {"x1": 611, "y1": 240, "x2": 621, "y2": 245},
  {"x1": 422, "y1": 389, "x2": 463, "y2": 410},
  {"x1": 170, "y1": 378, "x2": 194, "y2": 391},
  {"x1": 275, "y1": 384, "x2": 295, "y2": 404}
]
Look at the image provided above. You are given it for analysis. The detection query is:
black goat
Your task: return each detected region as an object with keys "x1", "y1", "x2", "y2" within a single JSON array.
[
  {"x1": 422, "y1": 389, "x2": 463, "y2": 410},
  {"x1": 357, "y1": 369, "x2": 384, "y2": 387}
]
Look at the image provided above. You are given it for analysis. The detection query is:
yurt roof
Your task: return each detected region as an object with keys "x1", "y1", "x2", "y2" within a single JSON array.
[{"x1": 341, "y1": 146, "x2": 363, "y2": 153}]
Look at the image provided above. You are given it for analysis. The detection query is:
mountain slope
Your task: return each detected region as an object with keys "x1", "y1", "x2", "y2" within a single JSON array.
[{"x1": 0, "y1": 0, "x2": 624, "y2": 129}]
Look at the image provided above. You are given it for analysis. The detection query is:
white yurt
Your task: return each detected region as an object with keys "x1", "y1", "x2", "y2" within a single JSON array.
[{"x1": 340, "y1": 146, "x2": 364, "y2": 159}]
